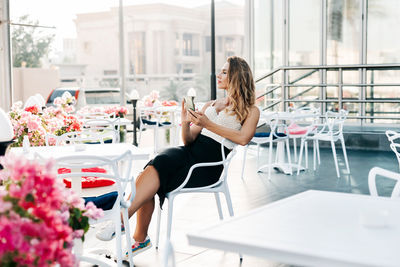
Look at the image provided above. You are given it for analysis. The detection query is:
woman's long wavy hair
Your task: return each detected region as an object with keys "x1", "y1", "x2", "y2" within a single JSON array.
[{"x1": 226, "y1": 56, "x2": 255, "y2": 124}]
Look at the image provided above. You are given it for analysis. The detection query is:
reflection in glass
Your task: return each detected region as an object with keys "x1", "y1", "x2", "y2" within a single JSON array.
[
  {"x1": 289, "y1": 0, "x2": 320, "y2": 66},
  {"x1": 367, "y1": 0, "x2": 400, "y2": 64},
  {"x1": 327, "y1": 0, "x2": 360, "y2": 65}
]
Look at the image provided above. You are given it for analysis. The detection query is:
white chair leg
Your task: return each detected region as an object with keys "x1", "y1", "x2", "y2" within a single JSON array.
[
  {"x1": 122, "y1": 209, "x2": 133, "y2": 267},
  {"x1": 155, "y1": 203, "x2": 162, "y2": 249},
  {"x1": 114, "y1": 215, "x2": 123, "y2": 267},
  {"x1": 305, "y1": 141, "x2": 309, "y2": 169},
  {"x1": 223, "y1": 186, "x2": 234, "y2": 217},
  {"x1": 268, "y1": 140, "x2": 273, "y2": 180},
  {"x1": 166, "y1": 196, "x2": 175, "y2": 242},
  {"x1": 316, "y1": 140, "x2": 321, "y2": 165},
  {"x1": 285, "y1": 139, "x2": 292, "y2": 175},
  {"x1": 293, "y1": 138, "x2": 297, "y2": 163},
  {"x1": 297, "y1": 138, "x2": 305, "y2": 175},
  {"x1": 163, "y1": 239, "x2": 176, "y2": 267},
  {"x1": 154, "y1": 128, "x2": 159, "y2": 154},
  {"x1": 313, "y1": 140, "x2": 316, "y2": 171},
  {"x1": 214, "y1": 192, "x2": 224, "y2": 220},
  {"x1": 331, "y1": 140, "x2": 340, "y2": 178},
  {"x1": 241, "y1": 145, "x2": 248, "y2": 180},
  {"x1": 340, "y1": 136, "x2": 350, "y2": 174},
  {"x1": 138, "y1": 127, "x2": 143, "y2": 145}
]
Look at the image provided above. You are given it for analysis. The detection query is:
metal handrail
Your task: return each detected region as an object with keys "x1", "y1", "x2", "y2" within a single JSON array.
[{"x1": 255, "y1": 63, "x2": 400, "y2": 126}]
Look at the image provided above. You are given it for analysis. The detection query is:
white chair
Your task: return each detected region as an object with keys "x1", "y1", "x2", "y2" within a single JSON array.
[
  {"x1": 154, "y1": 139, "x2": 240, "y2": 266},
  {"x1": 83, "y1": 118, "x2": 121, "y2": 143},
  {"x1": 297, "y1": 109, "x2": 350, "y2": 178},
  {"x1": 368, "y1": 167, "x2": 400, "y2": 198},
  {"x1": 138, "y1": 106, "x2": 175, "y2": 153},
  {"x1": 81, "y1": 112, "x2": 115, "y2": 120},
  {"x1": 386, "y1": 130, "x2": 400, "y2": 171},
  {"x1": 241, "y1": 113, "x2": 292, "y2": 180},
  {"x1": 55, "y1": 151, "x2": 135, "y2": 267},
  {"x1": 287, "y1": 106, "x2": 320, "y2": 163},
  {"x1": 45, "y1": 130, "x2": 118, "y2": 146}
]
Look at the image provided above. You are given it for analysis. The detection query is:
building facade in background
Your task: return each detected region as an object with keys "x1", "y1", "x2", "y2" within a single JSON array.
[{"x1": 73, "y1": 2, "x2": 244, "y2": 101}]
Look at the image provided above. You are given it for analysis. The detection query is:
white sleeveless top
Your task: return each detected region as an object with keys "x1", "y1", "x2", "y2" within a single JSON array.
[{"x1": 201, "y1": 105, "x2": 242, "y2": 149}]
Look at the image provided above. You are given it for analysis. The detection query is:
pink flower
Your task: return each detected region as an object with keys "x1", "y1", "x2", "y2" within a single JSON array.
[
  {"x1": 53, "y1": 97, "x2": 63, "y2": 105},
  {"x1": 0, "y1": 154, "x2": 95, "y2": 266},
  {"x1": 83, "y1": 201, "x2": 104, "y2": 219}
]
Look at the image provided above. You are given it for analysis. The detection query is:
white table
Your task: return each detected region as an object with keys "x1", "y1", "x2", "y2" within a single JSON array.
[
  {"x1": 82, "y1": 117, "x2": 132, "y2": 127},
  {"x1": 259, "y1": 111, "x2": 318, "y2": 174},
  {"x1": 10, "y1": 143, "x2": 150, "y2": 195},
  {"x1": 187, "y1": 190, "x2": 400, "y2": 267}
]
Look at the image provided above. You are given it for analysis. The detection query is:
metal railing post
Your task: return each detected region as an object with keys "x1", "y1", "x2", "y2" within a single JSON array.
[{"x1": 338, "y1": 68, "x2": 343, "y2": 111}]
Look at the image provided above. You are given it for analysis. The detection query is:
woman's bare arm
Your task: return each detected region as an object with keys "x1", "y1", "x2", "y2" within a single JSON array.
[
  {"x1": 188, "y1": 106, "x2": 260, "y2": 146},
  {"x1": 181, "y1": 101, "x2": 212, "y2": 145}
]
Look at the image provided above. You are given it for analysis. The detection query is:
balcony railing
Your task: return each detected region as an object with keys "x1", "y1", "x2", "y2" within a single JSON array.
[{"x1": 255, "y1": 64, "x2": 400, "y2": 128}]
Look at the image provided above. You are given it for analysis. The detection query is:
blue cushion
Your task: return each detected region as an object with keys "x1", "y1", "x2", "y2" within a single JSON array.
[
  {"x1": 254, "y1": 132, "x2": 270, "y2": 137},
  {"x1": 142, "y1": 119, "x2": 171, "y2": 127},
  {"x1": 254, "y1": 132, "x2": 287, "y2": 139},
  {"x1": 83, "y1": 191, "x2": 118, "y2": 210},
  {"x1": 142, "y1": 119, "x2": 157, "y2": 125}
]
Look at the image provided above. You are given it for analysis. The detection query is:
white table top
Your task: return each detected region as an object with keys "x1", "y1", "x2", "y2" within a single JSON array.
[
  {"x1": 262, "y1": 111, "x2": 319, "y2": 121},
  {"x1": 10, "y1": 143, "x2": 149, "y2": 161},
  {"x1": 187, "y1": 190, "x2": 400, "y2": 267},
  {"x1": 82, "y1": 117, "x2": 132, "y2": 126}
]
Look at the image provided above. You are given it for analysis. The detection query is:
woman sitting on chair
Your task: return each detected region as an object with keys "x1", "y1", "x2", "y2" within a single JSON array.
[{"x1": 96, "y1": 56, "x2": 260, "y2": 256}]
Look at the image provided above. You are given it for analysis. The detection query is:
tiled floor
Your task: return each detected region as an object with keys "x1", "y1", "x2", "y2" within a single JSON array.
[{"x1": 82, "y1": 130, "x2": 398, "y2": 266}]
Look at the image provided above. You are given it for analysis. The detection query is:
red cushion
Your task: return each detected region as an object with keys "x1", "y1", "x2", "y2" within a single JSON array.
[
  {"x1": 58, "y1": 167, "x2": 115, "y2": 188},
  {"x1": 287, "y1": 123, "x2": 312, "y2": 135}
]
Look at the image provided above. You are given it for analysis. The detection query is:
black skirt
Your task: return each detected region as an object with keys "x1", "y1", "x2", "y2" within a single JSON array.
[{"x1": 145, "y1": 134, "x2": 231, "y2": 208}]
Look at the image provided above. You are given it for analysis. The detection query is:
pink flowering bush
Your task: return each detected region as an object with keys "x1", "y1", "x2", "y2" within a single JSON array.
[
  {"x1": 8, "y1": 102, "x2": 47, "y2": 147},
  {"x1": 142, "y1": 90, "x2": 160, "y2": 107},
  {"x1": 8, "y1": 98, "x2": 82, "y2": 147},
  {"x1": 78, "y1": 105, "x2": 128, "y2": 118},
  {"x1": 104, "y1": 106, "x2": 128, "y2": 118},
  {"x1": 53, "y1": 92, "x2": 76, "y2": 114},
  {"x1": 0, "y1": 154, "x2": 103, "y2": 267}
]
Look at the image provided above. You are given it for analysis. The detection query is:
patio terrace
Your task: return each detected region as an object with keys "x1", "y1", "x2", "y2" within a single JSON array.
[{"x1": 82, "y1": 129, "x2": 397, "y2": 267}]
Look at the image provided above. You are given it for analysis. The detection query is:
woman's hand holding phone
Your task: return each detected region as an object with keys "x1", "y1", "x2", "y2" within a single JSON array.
[{"x1": 183, "y1": 96, "x2": 195, "y2": 111}]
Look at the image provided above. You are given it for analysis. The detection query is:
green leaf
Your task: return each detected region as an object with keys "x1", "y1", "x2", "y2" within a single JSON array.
[{"x1": 25, "y1": 193, "x2": 34, "y2": 202}]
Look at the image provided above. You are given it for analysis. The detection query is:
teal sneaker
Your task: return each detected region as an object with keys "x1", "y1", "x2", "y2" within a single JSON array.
[{"x1": 126, "y1": 236, "x2": 152, "y2": 257}]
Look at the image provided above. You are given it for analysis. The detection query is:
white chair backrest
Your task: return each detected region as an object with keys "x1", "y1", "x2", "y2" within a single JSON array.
[
  {"x1": 83, "y1": 118, "x2": 120, "y2": 142},
  {"x1": 82, "y1": 112, "x2": 115, "y2": 120},
  {"x1": 171, "y1": 139, "x2": 237, "y2": 194},
  {"x1": 386, "y1": 130, "x2": 400, "y2": 144},
  {"x1": 323, "y1": 109, "x2": 348, "y2": 136},
  {"x1": 290, "y1": 106, "x2": 320, "y2": 125},
  {"x1": 261, "y1": 112, "x2": 289, "y2": 140},
  {"x1": 55, "y1": 150, "x2": 134, "y2": 205},
  {"x1": 368, "y1": 167, "x2": 400, "y2": 198},
  {"x1": 45, "y1": 130, "x2": 118, "y2": 146}
]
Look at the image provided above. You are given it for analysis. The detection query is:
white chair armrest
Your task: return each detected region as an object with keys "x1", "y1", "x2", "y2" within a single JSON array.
[{"x1": 368, "y1": 167, "x2": 400, "y2": 198}]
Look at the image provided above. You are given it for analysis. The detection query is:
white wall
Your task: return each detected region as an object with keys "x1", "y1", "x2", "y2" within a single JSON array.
[{"x1": 13, "y1": 68, "x2": 60, "y2": 103}]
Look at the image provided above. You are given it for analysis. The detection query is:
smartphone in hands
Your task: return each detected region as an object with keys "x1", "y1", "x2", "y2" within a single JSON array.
[{"x1": 184, "y1": 96, "x2": 195, "y2": 111}]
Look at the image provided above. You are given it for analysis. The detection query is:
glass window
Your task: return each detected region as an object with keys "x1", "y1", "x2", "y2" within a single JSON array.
[
  {"x1": 85, "y1": 90, "x2": 120, "y2": 105},
  {"x1": 289, "y1": 0, "x2": 320, "y2": 66},
  {"x1": 327, "y1": 0, "x2": 361, "y2": 65},
  {"x1": 367, "y1": 0, "x2": 400, "y2": 63}
]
